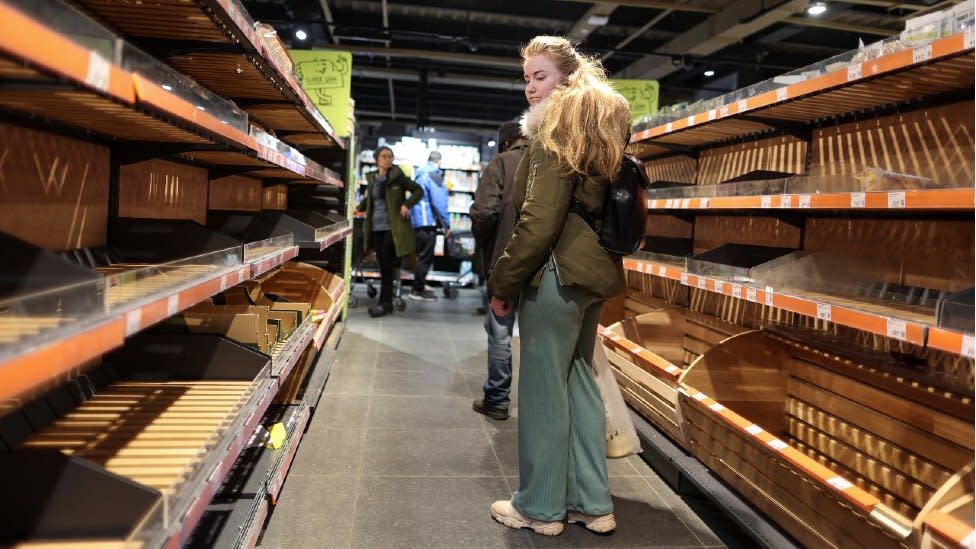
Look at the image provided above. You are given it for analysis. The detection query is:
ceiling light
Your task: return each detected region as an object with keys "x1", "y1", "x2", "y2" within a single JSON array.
[
  {"x1": 487, "y1": 140, "x2": 496, "y2": 148},
  {"x1": 587, "y1": 14, "x2": 610, "y2": 26},
  {"x1": 295, "y1": 29, "x2": 308, "y2": 41},
  {"x1": 807, "y1": 2, "x2": 828, "y2": 16},
  {"x1": 161, "y1": 84, "x2": 173, "y2": 91},
  {"x1": 704, "y1": 70, "x2": 715, "y2": 77}
]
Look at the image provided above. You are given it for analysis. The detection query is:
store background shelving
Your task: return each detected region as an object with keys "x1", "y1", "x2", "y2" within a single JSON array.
[
  {"x1": 603, "y1": 14, "x2": 975, "y2": 549},
  {"x1": 0, "y1": 0, "x2": 353, "y2": 546}
]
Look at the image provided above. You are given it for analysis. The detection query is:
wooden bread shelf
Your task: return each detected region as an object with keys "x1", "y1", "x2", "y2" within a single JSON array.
[
  {"x1": 72, "y1": 0, "x2": 344, "y2": 150},
  {"x1": 622, "y1": 256, "x2": 973, "y2": 358},
  {"x1": 633, "y1": 32, "x2": 975, "y2": 151},
  {"x1": 0, "y1": 3, "x2": 341, "y2": 187},
  {"x1": 648, "y1": 188, "x2": 975, "y2": 211},
  {"x1": 0, "y1": 235, "x2": 348, "y2": 410}
]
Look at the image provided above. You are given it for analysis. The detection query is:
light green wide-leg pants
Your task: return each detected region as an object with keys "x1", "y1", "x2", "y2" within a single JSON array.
[{"x1": 510, "y1": 260, "x2": 612, "y2": 522}]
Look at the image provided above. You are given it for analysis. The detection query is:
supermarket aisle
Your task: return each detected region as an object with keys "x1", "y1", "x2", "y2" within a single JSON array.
[{"x1": 260, "y1": 288, "x2": 749, "y2": 549}]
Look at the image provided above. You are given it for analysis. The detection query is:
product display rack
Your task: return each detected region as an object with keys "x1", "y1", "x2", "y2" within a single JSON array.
[
  {"x1": 607, "y1": 27, "x2": 975, "y2": 549},
  {"x1": 0, "y1": 0, "x2": 351, "y2": 546}
]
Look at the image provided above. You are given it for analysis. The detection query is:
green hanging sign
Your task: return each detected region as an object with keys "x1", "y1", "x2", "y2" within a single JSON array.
[
  {"x1": 611, "y1": 79, "x2": 659, "y2": 123},
  {"x1": 290, "y1": 50, "x2": 353, "y2": 137}
]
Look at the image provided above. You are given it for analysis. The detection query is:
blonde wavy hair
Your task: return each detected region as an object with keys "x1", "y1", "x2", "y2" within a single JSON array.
[{"x1": 521, "y1": 36, "x2": 631, "y2": 180}]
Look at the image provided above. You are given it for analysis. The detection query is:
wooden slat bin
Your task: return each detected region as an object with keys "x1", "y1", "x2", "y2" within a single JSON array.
[
  {"x1": 600, "y1": 306, "x2": 691, "y2": 447},
  {"x1": 257, "y1": 266, "x2": 337, "y2": 313},
  {"x1": 0, "y1": 333, "x2": 270, "y2": 546},
  {"x1": 281, "y1": 261, "x2": 344, "y2": 302},
  {"x1": 679, "y1": 330, "x2": 975, "y2": 549},
  {"x1": 918, "y1": 464, "x2": 974, "y2": 549}
]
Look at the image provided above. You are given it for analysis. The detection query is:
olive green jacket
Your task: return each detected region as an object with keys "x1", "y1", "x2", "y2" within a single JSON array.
[
  {"x1": 357, "y1": 166, "x2": 423, "y2": 256},
  {"x1": 487, "y1": 138, "x2": 625, "y2": 301}
]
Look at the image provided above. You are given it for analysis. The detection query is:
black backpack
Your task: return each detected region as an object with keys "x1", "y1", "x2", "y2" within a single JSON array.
[{"x1": 569, "y1": 155, "x2": 649, "y2": 256}]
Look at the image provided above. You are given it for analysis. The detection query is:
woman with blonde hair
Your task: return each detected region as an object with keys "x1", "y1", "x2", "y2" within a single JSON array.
[{"x1": 487, "y1": 36, "x2": 631, "y2": 536}]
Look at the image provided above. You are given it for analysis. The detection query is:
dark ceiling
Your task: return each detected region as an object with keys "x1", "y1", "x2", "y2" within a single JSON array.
[{"x1": 241, "y1": 0, "x2": 954, "y2": 133}]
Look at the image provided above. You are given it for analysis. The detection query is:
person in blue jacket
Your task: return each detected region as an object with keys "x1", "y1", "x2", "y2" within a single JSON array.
[{"x1": 409, "y1": 151, "x2": 451, "y2": 301}]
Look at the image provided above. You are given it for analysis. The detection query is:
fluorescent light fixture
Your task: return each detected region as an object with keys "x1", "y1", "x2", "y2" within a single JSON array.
[
  {"x1": 295, "y1": 29, "x2": 308, "y2": 40},
  {"x1": 587, "y1": 14, "x2": 610, "y2": 26},
  {"x1": 704, "y1": 70, "x2": 715, "y2": 77},
  {"x1": 807, "y1": 2, "x2": 827, "y2": 16},
  {"x1": 487, "y1": 140, "x2": 496, "y2": 148}
]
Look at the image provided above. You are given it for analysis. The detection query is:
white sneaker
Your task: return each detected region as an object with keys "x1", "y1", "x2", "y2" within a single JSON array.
[
  {"x1": 490, "y1": 500, "x2": 564, "y2": 536},
  {"x1": 567, "y1": 510, "x2": 616, "y2": 533}
]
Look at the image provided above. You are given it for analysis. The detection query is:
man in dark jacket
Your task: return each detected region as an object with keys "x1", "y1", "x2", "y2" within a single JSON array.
[{"x1": 469, "y1": 122, "x2": 527, "y2": 420}]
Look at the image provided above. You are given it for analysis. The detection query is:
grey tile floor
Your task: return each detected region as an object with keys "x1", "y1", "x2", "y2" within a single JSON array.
[{"x1": 259, "y1": 288, "x2": 755, "y2": 549}]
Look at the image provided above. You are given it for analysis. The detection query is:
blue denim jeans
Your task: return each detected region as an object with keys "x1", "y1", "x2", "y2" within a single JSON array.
[{"x1": 482, "y1": 298, "x2": 515, "y2": 409}]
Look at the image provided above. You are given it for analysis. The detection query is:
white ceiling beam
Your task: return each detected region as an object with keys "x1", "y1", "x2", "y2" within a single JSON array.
[{"x1": 567, "y1": 2, "x2": 619, "y2": 43}]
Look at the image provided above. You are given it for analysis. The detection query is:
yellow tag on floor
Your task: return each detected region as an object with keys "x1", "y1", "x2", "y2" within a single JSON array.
[{"x1": 267, "y1": 423, "x2": 287, "y2": 449}]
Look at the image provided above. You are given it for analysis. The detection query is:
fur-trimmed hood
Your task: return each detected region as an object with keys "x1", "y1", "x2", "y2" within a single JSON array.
[{"x1": 519, "y1": 95, "x2": 552, "y2": 139}]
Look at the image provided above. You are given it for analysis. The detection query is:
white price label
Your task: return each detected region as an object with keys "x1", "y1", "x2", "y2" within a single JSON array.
[
  {"x1": 86, "y1": 52, "x2": 111, "y2": 92},
  {"x1": 125, "y1": 310, "x2": 142, "y2": 336},
  {"x1": 666, "y1": 122, "x2": 673, "y2": 132},
  {"x1": 737, "y1": 99, "x2": 748, "y2": 113},
  {"x1": 913, "y1": 44, "x2": 933, "y2": 64},
  {"x1": 799, "y1": 194, "x2": 812, "y2": 208},
  {"x1": 816, "y1": 303, "x2": 832, "y2": 321},
  {"x1": 765, "y1": 287, "x2": 775, "y2": 306},
  {"x1": 680, "y1": 272, "x2": 690, "y2": 285},
  {"x1": 680, "y1": 198, "x2": 691, "y2": 209},
  {"x1": 658, "y1": 266, "x2": 667, "y2": 277},
  {"x1": 962, "y1": 335, "x2": 975, "y2": 359},
  {"x1": 649, "y1": 199, "x2": 659, "y2": 208},
  {"x1": 966, "y1": 31, "x2": 974, "y2": 50},
  {"x1": 720, "y1": 105, "x2": 730, "y2": 117},
  {"x1": 850, "y1": 192, "x2": 866, "y2": 208},
  {"x1": 776, "y1": 87, "x2": 788, "y2": 101},
  {"x1": 167, "y1": 295, "x2": 180, "y2": 316},
  {"x1": 714, "y1": 281, "x2": 725, "y2": 294},
  {"x1": 700, "y1": 197, "x2": 710, "y2": 209},
  {"x1": 698, "y1": 277, "x2": 708, "y2": 290},
  {"x1": 665, "y1": 199, "x2": 675, "y2": 208},
  {"x1": 768, "y1": 438, "x2": 788, "y2": 451},
  {"x1": 732, "y1": 284, "x2": 743, "y2": 299},
  {"x1": 887, "y1": 191, "x2": 906, "y2": 209},
  {"x1": 687, "y1": 115, "x2": 695, "y2": 126},
  {"x1": 709, "y1": 402, "x2": 725, "y2": 412},
  {"x1": 886, "y1": 318, "x2": 907, "y2": 341},
  {"x1": 708, "y1": 109, "x2": 717, "y2": 121},
  {"x1": 847, "y1": 63, "x2": 862, "y2": 81},
  {"x1": 761, "y1": 195, "x2": 772, "y2": 209},
  {"x1": 780, "y1": 195, "x2": 792, "y2": 208},
  {"x1": 827, "y1": 477, "x2": 854, "y2": 491},
  {"x1": 692, "y1": 391, "x2": 707, "y2": 401},
  {"x1": 746, "y1": 288, "x2": 758, "y2": 302},
  {"x1": 745, "y1": 424, "x2": 763, "y2": 435},
  {"x1": 220, "y1": 274, "x2": 228, "y2": 291}
]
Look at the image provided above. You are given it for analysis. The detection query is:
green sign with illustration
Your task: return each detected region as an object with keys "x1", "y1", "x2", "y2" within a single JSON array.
[
  {"x1": 611, "y1": 79, "x2": 659, "y2": 122},
  {"x1": 290, "y1": 50, "x2": 353, "y2": 137}
]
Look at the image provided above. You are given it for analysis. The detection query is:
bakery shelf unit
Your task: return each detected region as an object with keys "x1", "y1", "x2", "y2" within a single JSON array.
[
  {"x1": 0, "y1": 0, "x2": 351, "y2": 546},
  {"x1": 608, "y1": 26, "x2": 975, "y2": 549}
]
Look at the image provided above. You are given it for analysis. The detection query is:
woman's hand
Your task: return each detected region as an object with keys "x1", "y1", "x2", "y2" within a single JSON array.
[
  {"x1": 400, "y1": 204, "x2": 410, "y2": 219},
  {"x1": 490, "y1": 296, "x2": 512, "y2": 317}
]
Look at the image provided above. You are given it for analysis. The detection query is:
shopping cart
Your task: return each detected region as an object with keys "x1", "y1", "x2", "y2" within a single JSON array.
[{"x1": 441, "y1": 230, "x2": 477, "y2": 299}]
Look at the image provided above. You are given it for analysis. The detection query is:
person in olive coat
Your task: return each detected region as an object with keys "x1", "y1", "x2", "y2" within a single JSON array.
[
  {"x1": 357, "y1": 146, "x2": 424, "y2": 318},
  {"x1": 487, "y1": 36, "x2": 631, "y2": 537}
]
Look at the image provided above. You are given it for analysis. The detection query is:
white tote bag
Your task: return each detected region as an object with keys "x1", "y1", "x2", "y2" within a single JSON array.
[{"x1": 592, "y1": 337, "x2": 642, "y2": 458}]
